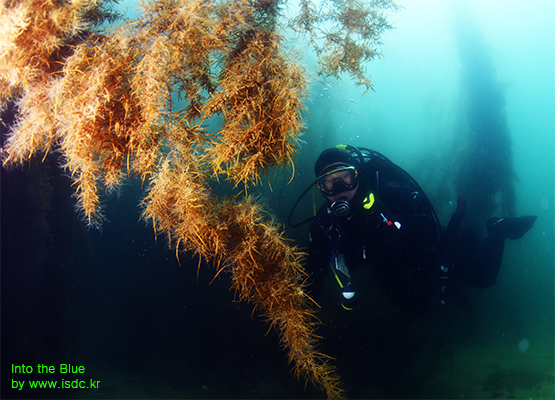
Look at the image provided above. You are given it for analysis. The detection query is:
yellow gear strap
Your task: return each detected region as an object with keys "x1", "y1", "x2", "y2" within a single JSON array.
[
  {"x1": 362, "y1": 192, "x2": 375, "y2": 210},
  {"x1": 335, "y1": 144, "x2": 348, "y2": 151},
  {"x1": 330, "y1": 261, "x2": 345, "y2": 289}
]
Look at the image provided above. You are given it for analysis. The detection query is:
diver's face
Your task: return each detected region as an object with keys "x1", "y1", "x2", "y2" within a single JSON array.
[
  {"x1": 324, "y1": 186, "x2": 358, "y2": 203},
  {"x1": 320, "y1": 170, "x2": 353, "y2": 192},
  {"x1": 318, "y1": 166, "x2": 359, "y2": 202}
]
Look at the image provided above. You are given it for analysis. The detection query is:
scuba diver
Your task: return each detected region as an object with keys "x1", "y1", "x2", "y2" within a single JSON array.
[{"x1": 288, "y1": 145, "x2": 537, "y2": 316}]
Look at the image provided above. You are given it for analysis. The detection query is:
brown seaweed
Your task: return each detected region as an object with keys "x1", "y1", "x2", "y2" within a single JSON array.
[{"x1": 1, "y1": 0, "x2": 398, "y2": 397}]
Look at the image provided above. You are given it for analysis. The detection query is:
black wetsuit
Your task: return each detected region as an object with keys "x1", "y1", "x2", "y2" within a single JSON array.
[{"x1": 306, "y1": 150, "x2": 505, "y2": 316}]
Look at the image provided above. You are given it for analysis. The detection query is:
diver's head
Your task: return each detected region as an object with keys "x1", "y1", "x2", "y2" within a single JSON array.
[{"x1": 315, "y1": 147, "x2": 359, "y2": 202}]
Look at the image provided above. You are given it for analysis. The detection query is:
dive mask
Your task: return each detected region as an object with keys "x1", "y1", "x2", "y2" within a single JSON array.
[{"x1": 316, "y1": 166, "x2": 358, "y2": 197}]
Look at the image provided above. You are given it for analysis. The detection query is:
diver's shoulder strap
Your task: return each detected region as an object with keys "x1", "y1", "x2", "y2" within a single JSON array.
[{"x1": 358, "y1": 148, "x2": 442, "y2": 243}]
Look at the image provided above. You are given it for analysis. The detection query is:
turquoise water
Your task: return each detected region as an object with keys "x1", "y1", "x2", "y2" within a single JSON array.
[{"x1": 285, "y1": 0, "x2": 554, "y2": 397}]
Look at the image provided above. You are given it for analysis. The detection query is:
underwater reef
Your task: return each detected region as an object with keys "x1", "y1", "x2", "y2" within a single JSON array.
[{"x1": 0, "y1": 0, "x2": 399, "y2": 397}]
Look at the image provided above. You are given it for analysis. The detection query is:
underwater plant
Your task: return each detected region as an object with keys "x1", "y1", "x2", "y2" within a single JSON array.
[
  {"x1": 1, "y1": 0, "x2": 398, "y2": 397},
  {"x1": 290, "y1": 0, "x2": 401, "y2": 90}
]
